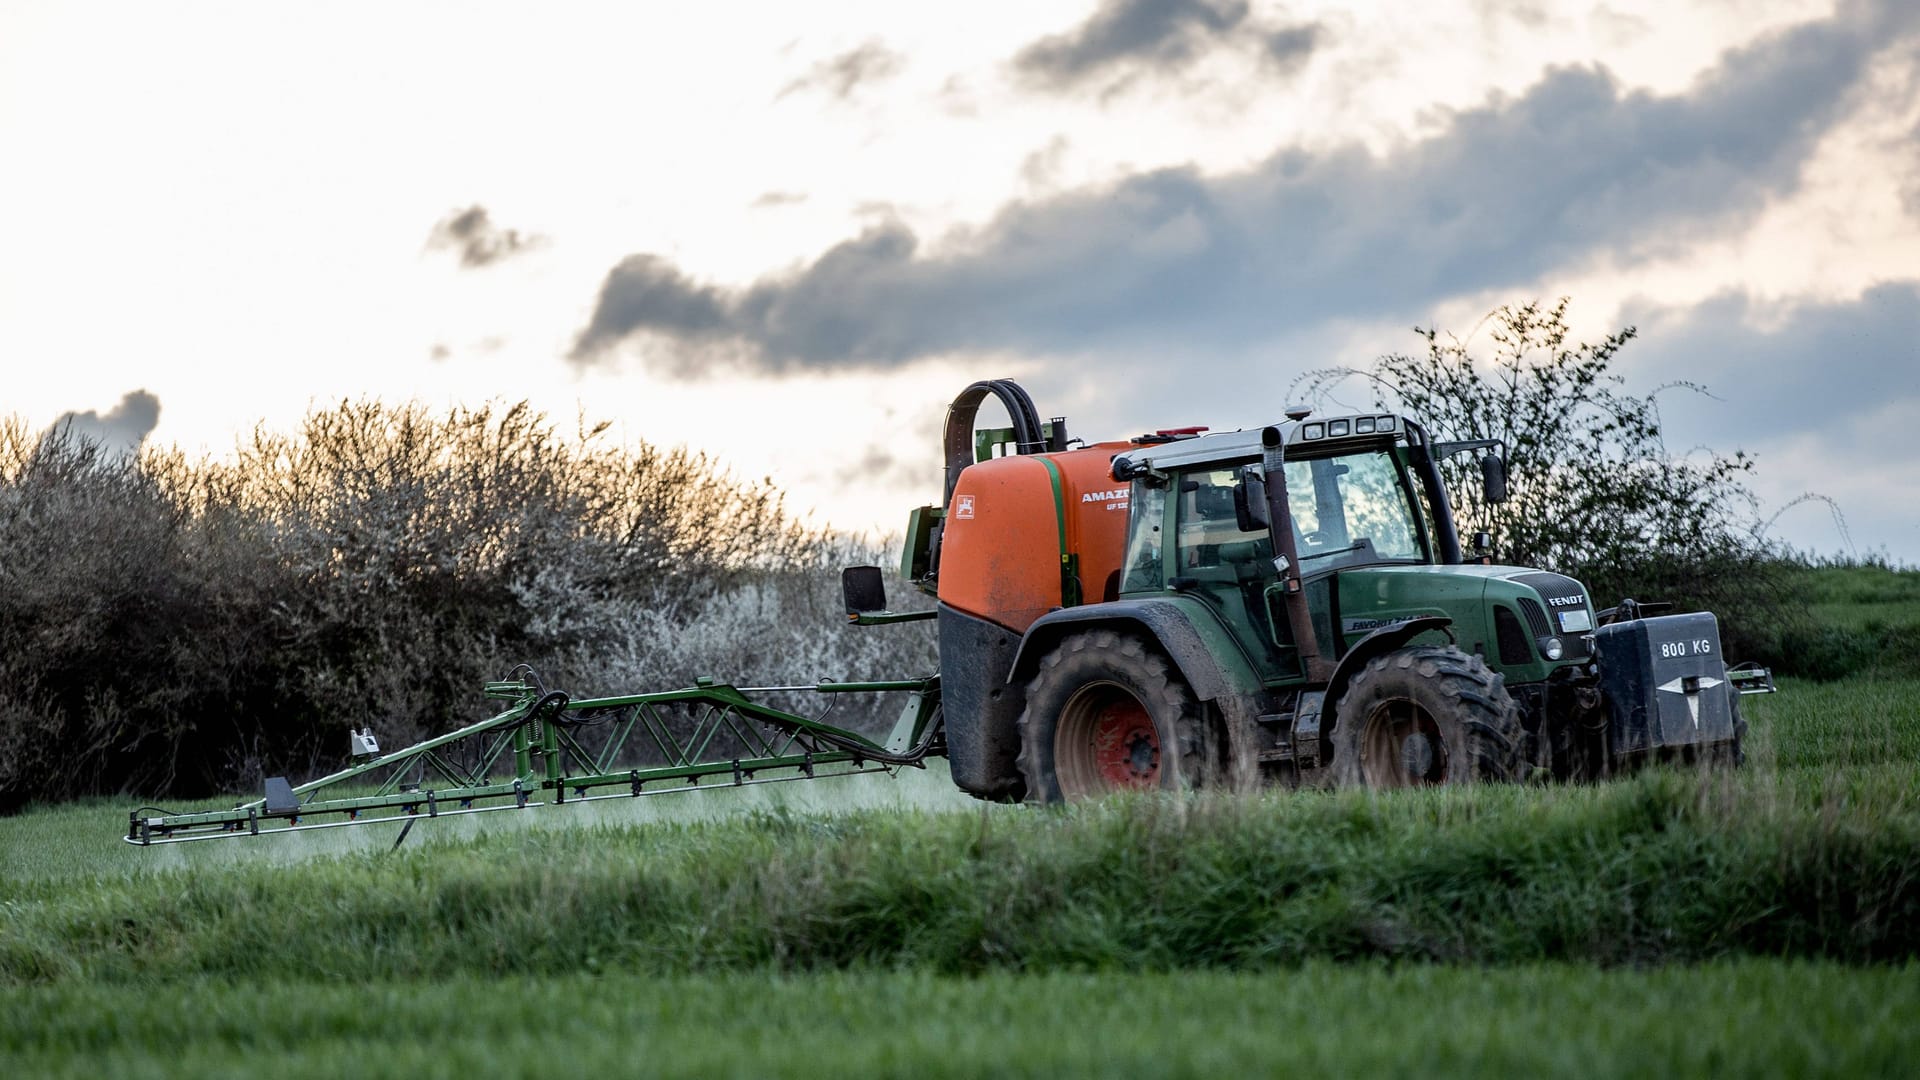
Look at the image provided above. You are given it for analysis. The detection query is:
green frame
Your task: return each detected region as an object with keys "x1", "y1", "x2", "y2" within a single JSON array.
[{"x1": 127, "y1": 676, "x2": 943, "y2": 846}]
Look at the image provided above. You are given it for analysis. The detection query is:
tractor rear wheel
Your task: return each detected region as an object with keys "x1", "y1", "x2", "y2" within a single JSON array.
[
  {"x1": 1016, "y1": 630, "x2": 1214, "y2": 803},
  {"x1": 1330, "y1": 645, "x2": 1524, "y2": 788}
]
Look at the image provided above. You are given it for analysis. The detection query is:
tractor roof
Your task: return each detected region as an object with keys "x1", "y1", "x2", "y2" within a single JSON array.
[{"x1": 1113, "y1": 412, "x2": 1410, "y2": 475}]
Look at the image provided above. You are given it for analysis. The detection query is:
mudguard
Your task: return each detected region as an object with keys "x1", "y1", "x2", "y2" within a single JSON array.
[
  {"x1": 1010, "y1": 600, "x2": 1271, "y2": 790},
  {"x1": 1304, "y1": 616, "x2": 1457, "y2": 739},
  {"x1": 1009, "y1": 599, "x2": 1265, "y2": 703}
]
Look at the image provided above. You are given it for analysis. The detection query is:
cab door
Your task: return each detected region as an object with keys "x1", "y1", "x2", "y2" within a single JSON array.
[{"x1": 1167, "y1": 467, "x2": 1296, "y2": 677}]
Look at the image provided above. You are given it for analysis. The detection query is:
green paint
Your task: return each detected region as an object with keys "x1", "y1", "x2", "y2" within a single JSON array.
[{"x1": 126, "y1": 676, "x2": 941, "y2": 846}]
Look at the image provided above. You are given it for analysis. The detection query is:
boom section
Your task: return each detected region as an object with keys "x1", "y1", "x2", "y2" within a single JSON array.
[{"x1": 125, "y1": 675, "x2": 942, "y2": 846}]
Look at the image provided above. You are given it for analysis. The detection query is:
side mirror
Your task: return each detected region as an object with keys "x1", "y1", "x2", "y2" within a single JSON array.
[
  {"x1": 1233, "y1": 468, "x2": 1270, "y2": 532},
  {"x1": 842, "y1": 566, "x2": 887, "y2": 616},
  {"x1": 1480, "y1": 453, "x2": 1508, "y2": 504}
]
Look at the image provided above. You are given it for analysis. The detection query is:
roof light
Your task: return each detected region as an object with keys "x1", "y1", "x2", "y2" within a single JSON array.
[
  {"x1": 1327, "y1": 419, "x2": 1350, "y2": 437},
  {"x1": 1356, "y1": 417, "x2": 1375, "y2": 433},
  {"x1": 1302, "y1": 422, "x2": 1324, "y2": 440}
]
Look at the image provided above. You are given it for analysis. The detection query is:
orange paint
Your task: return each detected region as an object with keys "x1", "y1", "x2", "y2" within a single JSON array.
[{"x1": 938, "y1": 442, "x2": 1135, "y2": 634}]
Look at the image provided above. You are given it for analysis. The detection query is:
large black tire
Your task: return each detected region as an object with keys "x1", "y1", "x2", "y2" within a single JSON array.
[
  {"x1": 1330, "y1": 645, "x2": 1525, "y2": 788},
  {"x1": 1016, "y1": 630, "x2": 1216, "y2": 804}
]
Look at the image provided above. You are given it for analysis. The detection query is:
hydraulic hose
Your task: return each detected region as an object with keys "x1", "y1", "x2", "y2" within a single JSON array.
[{"x1": 942, "y1": 379, "x2": 1048, "y2": 506}]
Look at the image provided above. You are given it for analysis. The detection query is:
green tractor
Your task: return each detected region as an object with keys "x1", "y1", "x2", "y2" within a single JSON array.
[{"x1": 865, "y1": 379, "x2": 1768, "y2": 801}]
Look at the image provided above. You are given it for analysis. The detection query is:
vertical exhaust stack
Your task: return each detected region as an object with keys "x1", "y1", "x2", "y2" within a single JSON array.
[{"x1": 1261, "y1": 425, "x2": 1331, "y2": 683}]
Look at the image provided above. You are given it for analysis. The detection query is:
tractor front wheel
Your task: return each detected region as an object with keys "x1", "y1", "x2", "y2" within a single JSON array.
[
  {"x1": 1330, "y1": 645, "x2": 1524, "y2": 788},
  {"x1": 1016, "y1": 630, "x2": 1215, "y2": 803}
]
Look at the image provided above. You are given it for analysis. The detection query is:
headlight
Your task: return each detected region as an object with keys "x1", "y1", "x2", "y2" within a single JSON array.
[{"x1": 1539, "y1": 636, "x2": 1565, "y2": 661}]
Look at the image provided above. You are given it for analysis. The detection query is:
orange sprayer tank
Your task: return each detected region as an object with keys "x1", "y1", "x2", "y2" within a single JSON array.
[{"x1": 937, "y1": 441, "x2": 1136, "y2": 632}]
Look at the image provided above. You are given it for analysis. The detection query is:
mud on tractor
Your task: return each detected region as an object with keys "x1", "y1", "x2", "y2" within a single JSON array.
[{"x1": 125, "y1": 379, "x2": 1773, "y2": 844}]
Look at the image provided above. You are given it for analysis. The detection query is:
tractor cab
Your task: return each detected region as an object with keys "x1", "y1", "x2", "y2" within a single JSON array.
[{"x1": 1106, "y1": 411, "x2": 1521, "y2": 685}]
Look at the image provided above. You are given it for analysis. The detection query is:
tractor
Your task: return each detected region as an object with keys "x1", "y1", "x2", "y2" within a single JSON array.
[{"x1": 847, "y1": 379, "x2": 1766, "y2": 802}]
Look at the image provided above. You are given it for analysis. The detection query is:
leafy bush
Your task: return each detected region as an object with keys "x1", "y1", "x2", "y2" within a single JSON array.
[{"x1": 0, "y1": 402, "x2": 931, "y2": 809}]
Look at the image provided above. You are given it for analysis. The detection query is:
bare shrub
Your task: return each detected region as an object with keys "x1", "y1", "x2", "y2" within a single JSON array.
[{"x1": 0, "y1": 402, "x2": 915, "y2": 807}]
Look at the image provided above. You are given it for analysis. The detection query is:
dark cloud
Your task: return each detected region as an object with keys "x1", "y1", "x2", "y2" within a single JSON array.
[
  {"x1": 1261, "y1": 23, "x2": 1322, "y2": 74},
  {"x1": 1014, "y1": 0, "x2": 1250, "y2": 87},
  {"x1": 1624, "y1": 281, "x2": 1920, "y2": 449},
  {"x1": 572, "y1": 2, "x2": 1913, "y2": 377},
  {"x1": 1622, "y1": 282, "x2": 1920, "y2": 557},
  {"x1": 50, "y1": 390, "x2": 160, "y2": 455},
  {"x1": 778, "y1": 40, "x2": 905, "y2": 101},
  {"x1": 425, "y1": 205, "x2": 545, "y2": 268}
]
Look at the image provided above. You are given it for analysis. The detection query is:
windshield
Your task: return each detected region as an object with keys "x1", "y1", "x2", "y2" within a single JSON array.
[
  {"x1": 1282, "y1": 449, "x2": 1423, "y2": 569},
  {"x1": 1119, "y1": 447, "x2": 1426, "y2": 596}
]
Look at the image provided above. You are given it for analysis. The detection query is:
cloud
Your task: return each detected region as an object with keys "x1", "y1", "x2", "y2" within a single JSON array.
[
  {"x1": 1010, "y1": 0, "x2": 1324, "y2": 93},
  {"x1": 1623, "y1": 281, "x2": 1920, "y2": 449},
  {"x1": 1260, "y1": 22, "x2": 1322, "y2": 74},
  {"x1": 425, "y1": 205, "x2": 545, "y2": 268},
  {"x1": 835, "y1": 442, "x2": 928, "y2": 492},
  {"x1": 571, "y1": 1, "x2": 1914, "y2": 376},
  {"x1": 778, "y1": 40, "x2": 905, "y2": 102},
  {"x1": 50, "y1": 390, "x2": 161, "y2": 455},
  {"x1": 1019, "y1": 135, "x2": 1072, "y2": 190},
  {"x1": 1014, "y1": 0, "x2": 1251, "y2": 88},
  {"x1": 751, "y1": 190, "x2": 809, "y2": 209}
]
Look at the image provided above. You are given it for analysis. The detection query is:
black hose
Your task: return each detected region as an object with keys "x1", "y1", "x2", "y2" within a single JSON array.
[{"x1": 942, "y1": 379, "x2": 1050, "y2": 505}]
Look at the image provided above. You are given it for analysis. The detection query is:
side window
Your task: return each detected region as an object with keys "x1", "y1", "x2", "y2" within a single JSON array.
[
  {"x1": 1175, "y1": 468, "x2": 1273, "y2": 572},
  {"x1": 1176, "y1": 469, "x2": 1243, "y2": 567},
  {"x1": 1119, "y1": 481, "x2": 1166, "y2": 592}
]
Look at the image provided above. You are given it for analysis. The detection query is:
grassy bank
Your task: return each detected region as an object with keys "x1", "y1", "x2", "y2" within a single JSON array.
[{"x1": 6, "y1": 756, "x2": 1917, "y2": 980}]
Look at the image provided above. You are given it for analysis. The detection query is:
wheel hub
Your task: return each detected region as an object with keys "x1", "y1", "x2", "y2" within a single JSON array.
[
  {"x1": 1401, "y1": 731, "x2": 1435, "y2": 778},
  {"x1": 1361, "y1": 700, "x2": 1449, "y2": 787},
  {"x1": 1090, "y1": 700, "x2": 1159, "y2": 787}
]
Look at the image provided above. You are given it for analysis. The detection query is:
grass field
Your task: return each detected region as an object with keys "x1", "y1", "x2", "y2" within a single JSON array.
[
  {"x1": 5, "y1": 964, "x2": 1917, "y2": 1078},
  {"x1": 4, "y1": 568, "x2": 1918, "y2": 1076}
]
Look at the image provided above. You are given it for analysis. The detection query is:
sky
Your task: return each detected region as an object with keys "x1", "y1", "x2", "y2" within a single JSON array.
[{"x1": 2, "y1": 0, "x2": 1915, "y2": 561}]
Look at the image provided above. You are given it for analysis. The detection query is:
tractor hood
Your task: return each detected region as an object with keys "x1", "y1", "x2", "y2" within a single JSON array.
[{"x1": 1327, "y1": 564, "x2": 1597, "y2": 683}]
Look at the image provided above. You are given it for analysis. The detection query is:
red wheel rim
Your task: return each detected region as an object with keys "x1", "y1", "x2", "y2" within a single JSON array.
[{"x1": 1088, "y1": 698, "x2": 1160, "y2": 788}]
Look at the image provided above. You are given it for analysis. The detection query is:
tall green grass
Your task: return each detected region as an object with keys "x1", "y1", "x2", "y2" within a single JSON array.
[
  {"x1": 1768, "y1": 563, "x2": 1920, "y2": 679},
  {"x1": 5, "y1": 964, "x2": 1916, "y2": 1079},
  {"x1": 5, "y1": 765, "x2": 1915, "y2": 982},
  {"x1": 4, "y1": 675, "x2": 1916, "y2": 983}
]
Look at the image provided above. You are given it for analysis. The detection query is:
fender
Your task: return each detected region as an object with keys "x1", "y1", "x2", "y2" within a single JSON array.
[
  {"x1": 1008, "y1": 599, "x2": 1264, "y2": 703},
  {"x1": 1309, "y1": 616, "x2": 1456, "y2": 735},
  {"x1": 1010, "y1": 599, "x2": 1270, "y2": 791}
]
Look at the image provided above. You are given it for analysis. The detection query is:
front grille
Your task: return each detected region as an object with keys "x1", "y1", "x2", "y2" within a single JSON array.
[
  {"x1": 1512, "y1": 571, "x2": 1594, "y2": 660},
  {"x1": 1517, "y1": 597, "x2": 1551, "y2": 637}
]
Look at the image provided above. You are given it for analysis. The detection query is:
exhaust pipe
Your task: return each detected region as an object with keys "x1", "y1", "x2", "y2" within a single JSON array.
[{"x1": 1261, "y1": 425, "x2": 1331, "y2": 683}]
